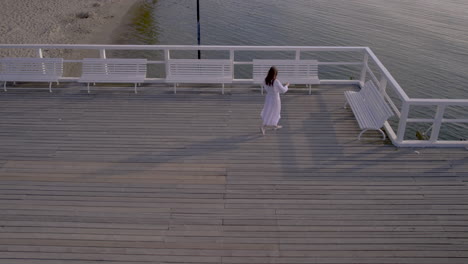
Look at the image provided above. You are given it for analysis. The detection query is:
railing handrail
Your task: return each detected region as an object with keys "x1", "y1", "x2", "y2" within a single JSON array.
[
  {"x1": 407, "y1": 98, "x2": 468, "y2": 106},
  {"x1": 0, "y1": 44, "x2": 367, "y2": 52}
]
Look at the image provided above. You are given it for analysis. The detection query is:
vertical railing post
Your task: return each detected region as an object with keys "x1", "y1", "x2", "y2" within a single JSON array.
[
  {"x1": 99, "y1": 49, "x2": 107, "y2": 59},
  {"x1": 37, "y1": 48, "x2": 47, "y2": 76},
  {"x1": 430, "y1": 105, "x2": 446, "y2": 143},
  {"x1": 295, "y1": 50, "x2": 300, "y2": 92},
  {"x1": 37, "y1": 48, "x2": 44, "y2": 58},
  {"x1": 360, "y1": 52, "x2": 369, "y2": 86},
  {"x1": 230, "y1": 49, "x2": 234, "y2": 81},
  {"x1": 164, "y1": 49, "x2": 174, "y2": 93},
  {"x1": 379, "y1": 74, "x2": 388, "y2": 94},
  {"x1": 164, "y1": 49, "x2": 170, "y2": 77},
  {"x1": 396, "y1": 102, "x2": 410, "y2": 143},
  {"x1": 99, "y1": 49, "x2": 108, "y2": 75}
]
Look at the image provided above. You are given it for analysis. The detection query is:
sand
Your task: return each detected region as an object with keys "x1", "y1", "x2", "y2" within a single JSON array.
[{"x1": 0, "y1": 0, "x2": 144, "y2": 58}]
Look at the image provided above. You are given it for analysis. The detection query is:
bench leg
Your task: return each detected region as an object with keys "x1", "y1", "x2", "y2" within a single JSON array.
[
  {"x1": 3, "y1": 82, "x2": 6, "y2": 92},
  {"x1": 358, "y1": 129, "x2": 386, "y2": 141},
  {"x1": 222, "y1": 84, "x2": 224, "y2": 95},
  {"x1": 358, "y1": 129, "x2": 368, "y2": 141},
  {"x1": 174, "y1": 83, "x2": 177, "y2": 94},
  {"x1": 134, "y1": 83, "x2": 138, "y2": 94},
  {"x1": 309, "y1": 84, "x2": 311, "y2": 95},
  {"x1": 87, "y1": 83, "x2": 90, "y2": 94},
  {"x1": 378, "y1": 129, "x2": 386, "y2": 141},
  {"x1": 49, "y1": 82, "x2": 53, "y2": 93}
]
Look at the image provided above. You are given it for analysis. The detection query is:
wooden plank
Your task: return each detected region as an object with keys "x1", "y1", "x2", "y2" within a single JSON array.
[{"x1": 1, "y1": 84, "x2": 468, "y2": 263}]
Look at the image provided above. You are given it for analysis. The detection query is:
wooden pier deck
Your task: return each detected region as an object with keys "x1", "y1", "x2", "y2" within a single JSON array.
[{"x1": 0, "y1": 84, "x2": 467, "y2": 264}]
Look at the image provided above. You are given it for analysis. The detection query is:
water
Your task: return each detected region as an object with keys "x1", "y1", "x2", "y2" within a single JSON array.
[{"x1": 120, "y1": 0, "x2": 468, "y2": 140}]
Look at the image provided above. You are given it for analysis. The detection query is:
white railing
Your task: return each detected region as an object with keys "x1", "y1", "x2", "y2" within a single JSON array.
[{"x1": 1, "y1": 44, "x2": 467, "y2": 148}]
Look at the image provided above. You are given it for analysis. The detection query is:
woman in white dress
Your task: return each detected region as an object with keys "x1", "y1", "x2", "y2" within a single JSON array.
[{"x1": 260, "y1": 66, "x2": 289, "y2": 135}]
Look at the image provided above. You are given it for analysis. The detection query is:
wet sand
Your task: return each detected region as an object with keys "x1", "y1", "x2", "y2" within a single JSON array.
[{"x1": 0, "y1": 0, "x2": 144, "y2": 58}]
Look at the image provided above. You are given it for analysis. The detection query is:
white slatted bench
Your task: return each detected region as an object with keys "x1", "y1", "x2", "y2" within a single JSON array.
[
  {"x1": 344, "y1": 80, "x2": 394, "y2": 140},
  {"x1": 166, "y1": 59, "x2": 233, "y2": 94},
  {"x1": 0, "y1": 58, "x2": 63, "y2": 92},
  {"x1": 253, "y1": 59, "x2": 320, "y2": 94},
  {"x1": 79, "y1": 58, "x2": 147, "y2": 94}
]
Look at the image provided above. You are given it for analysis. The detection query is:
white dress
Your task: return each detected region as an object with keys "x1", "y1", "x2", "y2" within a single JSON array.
[{"x1": 261, "y1": 79, "x2": 289, "y2": 126}]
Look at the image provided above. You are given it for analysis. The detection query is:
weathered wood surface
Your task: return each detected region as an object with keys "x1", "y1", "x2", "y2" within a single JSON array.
[{"x1": 0, "y1": 84, "x2": 467, "y2": 264}]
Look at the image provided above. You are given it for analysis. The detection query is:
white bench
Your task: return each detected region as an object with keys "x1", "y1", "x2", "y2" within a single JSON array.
[
  {"x1": 0, "y1": 58, "x2": 63, "y2": 92},
  {"x1": 253, "y1": 59, "x2": 320, "y2": 94},
  {"x1": 79, "y1": 58, "x2": 147, "y2": 94},
  {"x1": 166, "y1": 59, "x2": 233, "y2": 94},
  {"x1": 344, "y1": 80, "x2": 394, "y2": 140}
]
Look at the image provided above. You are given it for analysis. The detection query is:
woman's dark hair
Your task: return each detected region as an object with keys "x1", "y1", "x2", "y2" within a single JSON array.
[{"x1": 265, "y1": 66, "x2": 278, "y2": 86}]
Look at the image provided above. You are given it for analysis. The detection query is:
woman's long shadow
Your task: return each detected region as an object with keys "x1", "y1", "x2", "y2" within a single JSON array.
[
  {"x1": 89, "y1": 132, "x2": 263, "y2": 178},
  {"x1": 274, "y1": 89, "x2": 346, "y2": 177}
]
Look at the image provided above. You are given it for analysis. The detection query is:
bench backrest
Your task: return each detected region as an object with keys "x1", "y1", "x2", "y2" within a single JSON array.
[
  {"x1": 0, "y1": 58, "x2": 63, "y2": 79},
  {"x1": 81, "y1": 58, "x2": 147, "y2": 76},
  {"x1": 253, "y1": 59, "x2": 318, "y2": 83},
  {"x1": 362, "y1": 80, "x2": 394, "y2": 126},
  {"x1": 167, "y1": 59, "x2": 232, "y2": 79}
]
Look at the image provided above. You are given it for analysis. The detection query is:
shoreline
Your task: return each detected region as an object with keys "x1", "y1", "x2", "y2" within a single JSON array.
[
  {"x1": 86, "y1": 0, "x2": 146, "y2": 45},
  {"x1": 0, "y1": 0, "x2": 145, "y2": 58}
]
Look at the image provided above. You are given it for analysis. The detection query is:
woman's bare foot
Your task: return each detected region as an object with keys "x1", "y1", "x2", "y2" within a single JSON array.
[
  {"x1": 274, "y1": 125, "x2": 283, "y2": 130},
  {"x1": 260, "y1": 126, "x2": 266, "y2": 135}
]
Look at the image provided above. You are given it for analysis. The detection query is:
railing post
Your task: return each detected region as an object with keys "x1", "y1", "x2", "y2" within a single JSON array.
[
  {"x1": 99, "y1": 49, "x2": 106, "y2": 59},
  {"x1": 99, "y1": 49, "x2": 108, "y2": 75},
  {"x1": 37, "y1": 48, "x2": 43, "y2": 58},
  {"x1": 164, "y1": 49, "x2": 170, "y2": 79},
  {"x1": 430, "y1": 105, "x2": 446, "y2": 142},
  {"x1": 379, "y1": 75, "x2": 388, "y2": 94},
  {"x1": 396, "y1": 102, "x2": 410, "y2": 142},
  {"x1": 360, "y1": 52, "x2": 369, "y2": 85},
  {"x1": 37, "y1": 48, "x2": 47, "y2": 75},
  {"x1": 230, "y1": 49, "x2": 234, "y2": 80}
]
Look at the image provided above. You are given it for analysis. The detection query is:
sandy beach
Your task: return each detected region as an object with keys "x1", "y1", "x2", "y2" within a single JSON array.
[{"x1": 0, "y1": 0, "x2": 144, "y2": 58}]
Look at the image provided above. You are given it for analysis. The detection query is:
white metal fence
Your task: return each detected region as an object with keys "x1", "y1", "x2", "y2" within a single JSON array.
[{"x1": 0, "y1": 44, "x2": 467, "y2": 148}]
